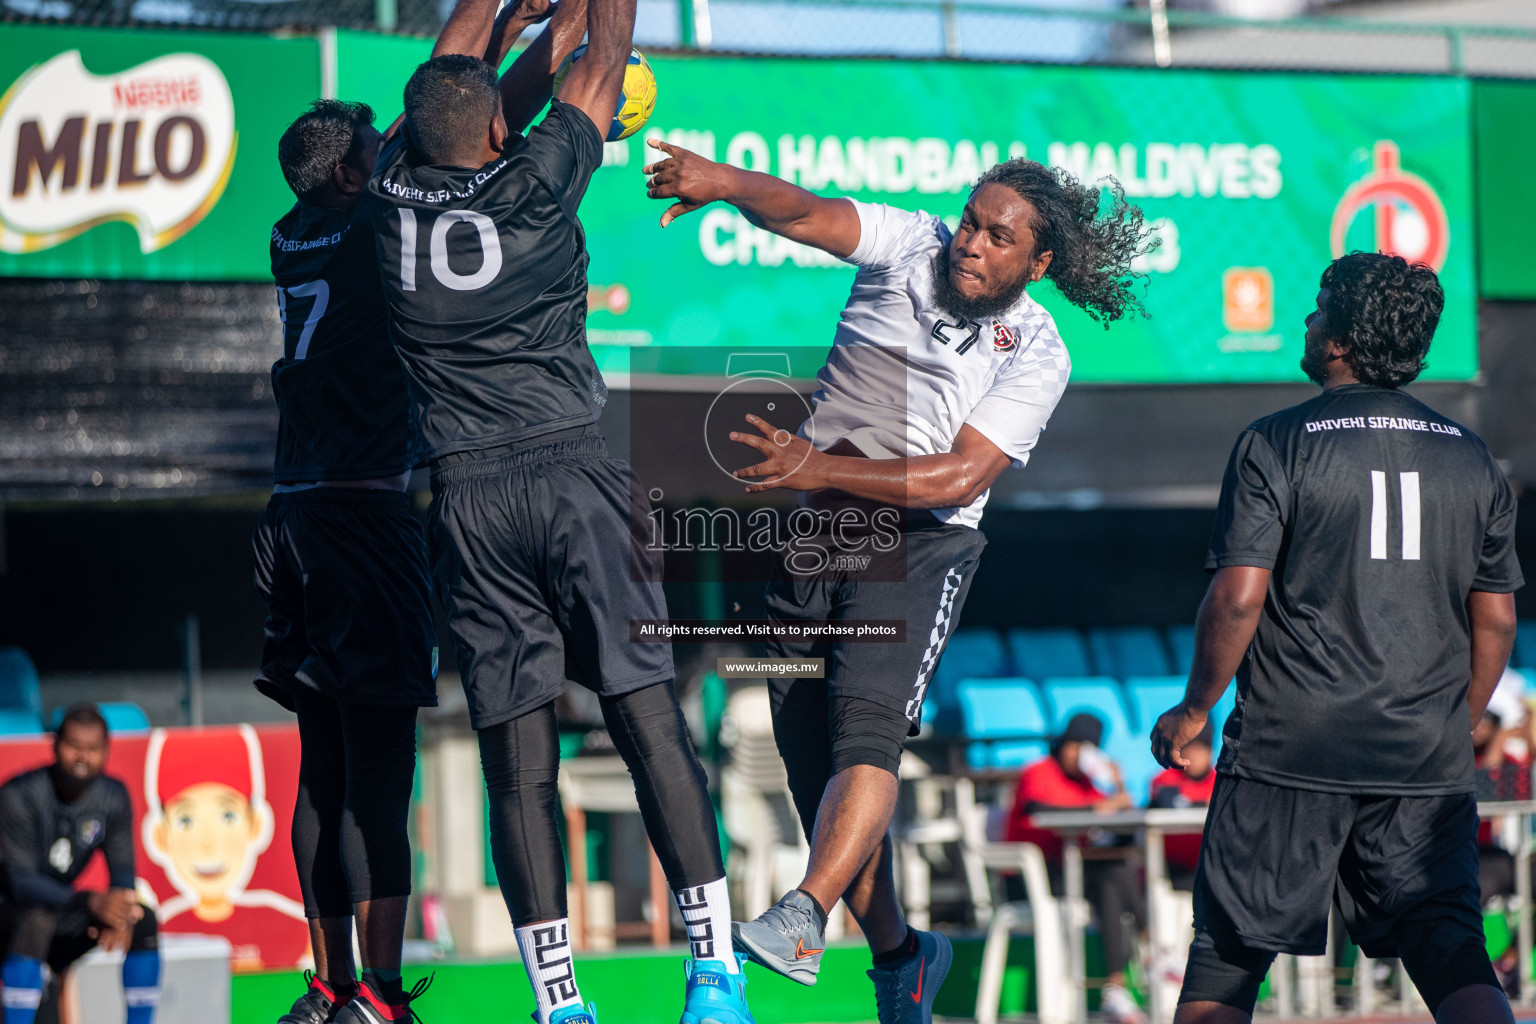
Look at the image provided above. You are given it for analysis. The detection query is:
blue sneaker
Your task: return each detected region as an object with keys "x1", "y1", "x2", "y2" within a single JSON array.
[
  {"x1": 545, "y1": 1005, "x2": 599, "y2": 1024},
  {"x1": 867, "y1": 930, "x2": 952, "y2": 1024},
  {"x1": 680, "y1": 954, "x2": 756, "y2": 1024}
]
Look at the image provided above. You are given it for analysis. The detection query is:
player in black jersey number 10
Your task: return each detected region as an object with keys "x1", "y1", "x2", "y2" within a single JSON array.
[
  {"x1": 259, "y1": 1, "x2": 564, "y2": 1022},
  {"x1": 1152, "y1": 253, "x2": 1522, "y2": 1024},
  {"x1": 361, "y1": 0, "x2": 755, "y2": 1022}
]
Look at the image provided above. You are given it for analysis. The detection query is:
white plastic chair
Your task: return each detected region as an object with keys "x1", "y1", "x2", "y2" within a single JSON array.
[
  {"x1": 956, "y1": 778, "x2": 1082, "y2": 1024},
  {"x1": 719, "y1": 687, "x2": 810, "y2": 919}
]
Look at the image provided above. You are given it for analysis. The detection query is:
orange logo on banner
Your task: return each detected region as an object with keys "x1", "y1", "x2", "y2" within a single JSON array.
[{"x1": 1222, "y1": 267, "x2": 1274, "y2": 333}]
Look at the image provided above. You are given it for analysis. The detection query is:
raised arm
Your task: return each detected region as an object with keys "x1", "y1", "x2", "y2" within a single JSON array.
[
  {"x1": 496, "y1": 0, "x2": 590, "y2": 134},
  {"x1": 483, "y1": 0, "x2": 555, "y2": 70},
  {"x1": 431, "y1": 0, "x2": 502, "y2": 61},
  {"x1": 553, "y1": 0, "x2": 636, "y2": 139},
  {"x1": 1467, "y1": 590, "x2": 1518, "y2": 723},
  {"x1": 1151, "y1": 565, "x2": 1270, "y2": 769},
  {"x1": 644, "y1": 141, "x2": 861, "y2": 257}
]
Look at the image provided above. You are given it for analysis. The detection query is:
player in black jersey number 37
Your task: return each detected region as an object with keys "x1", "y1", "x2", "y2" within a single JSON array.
[
  {"x1": 1151, "y1": 253, "x2": 1522, "y2": 1024},
  {"x1": 361, "y1": 0, "x2": 753, "y2": 1021}
]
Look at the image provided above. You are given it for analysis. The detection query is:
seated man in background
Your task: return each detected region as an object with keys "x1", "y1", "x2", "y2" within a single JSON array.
[
  {"x1": 1149, "y1": 721, "x2": 1217, "y2": 891},
  {"x1": 0, "y1": 705, "x2": 159, "y2": 1024},
  {"x1": 1005, "y1": 713, "x2": 1147, "y2": 1024}
]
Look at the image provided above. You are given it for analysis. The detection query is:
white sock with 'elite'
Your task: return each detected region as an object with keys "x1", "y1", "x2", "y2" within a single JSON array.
[
  {"x1": 515, "y1": 919, "x2": 583, "y2": 1022},
  {"x1": 675, "y1": 877, "x2": 739, "y2": 973}
]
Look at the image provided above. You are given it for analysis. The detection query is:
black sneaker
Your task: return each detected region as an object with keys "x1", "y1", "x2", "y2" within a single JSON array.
[
  {"x1": 331, "y1": 974, "x2": 433, "y2": 1024},
  {"x1": 278, "y1": 971, "x2": 355, "y2": 1024}
]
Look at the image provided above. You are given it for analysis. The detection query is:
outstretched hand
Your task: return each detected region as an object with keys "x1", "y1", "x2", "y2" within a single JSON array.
[
  {"x1": 644, "y1": 140, "x2": 736, "y2": 227},
  {"x1": 730, "y1": 414, "x2": 826, "y2": 493}
]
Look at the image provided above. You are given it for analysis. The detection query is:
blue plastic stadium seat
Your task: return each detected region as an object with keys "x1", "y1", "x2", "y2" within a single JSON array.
[
  {"x1": 1515, "y1": 621, "x2": 1536, "y2": 670},
  {"x1": 957, "y1": 679, "x2": 1050, "y2": 769},
  {"x1": 48, "y1": 702, "x2": 151, "y2": 735},
  {"x1": 1165, "y1": 625, "x2": 1197, "y2": 676},
  {"x1": 1087, "y1": 627, "x2": 1172, "y2": 679},
  {"x1": 927, "y1": 629, "x2": 1009, "y2": 733},
  {"x1": 1125, "y1": 676, "x2": 1188, "y2": 733},
  {"x1": 0, "y1": 648, "x2": 42, "y2": 718},
  {"x1": 1006, "y1": 628, "x2": 1091, "y2": 679},
  {"x1": 0, "y1": 709, "x2": 45, "y2": 737}
]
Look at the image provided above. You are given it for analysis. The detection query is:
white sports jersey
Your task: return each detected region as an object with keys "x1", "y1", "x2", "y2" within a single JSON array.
[{"x1": 801, "y1": 200, "x2": 1072, "y2": 529}]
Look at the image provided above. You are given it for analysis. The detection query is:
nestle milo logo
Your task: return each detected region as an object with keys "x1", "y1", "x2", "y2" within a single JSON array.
[{"x1": 0, "y1": 49, "x2": 236, "y2": 255}]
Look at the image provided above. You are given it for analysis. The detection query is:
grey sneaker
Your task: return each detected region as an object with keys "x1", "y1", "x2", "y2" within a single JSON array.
[
  {"x1": 730, "y1": 890, "x2": 826, "y2": 986},
  {"x1": 867, "y1": 930, "x2": 952, "y2": 1024}
]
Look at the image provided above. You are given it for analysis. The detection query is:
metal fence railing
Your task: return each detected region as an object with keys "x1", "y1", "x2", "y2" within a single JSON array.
[{"x1": 3, "y1": 0, "x2": 1535, "y2": 78}]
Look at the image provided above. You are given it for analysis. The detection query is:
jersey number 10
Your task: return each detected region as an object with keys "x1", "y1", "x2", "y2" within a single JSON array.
[
  {"x1": 1370, "y1": 470, "x2": 1420, "y2": 561},
  {"x1": 396, "y1": 209, "x2": 503, "y2": 292}
]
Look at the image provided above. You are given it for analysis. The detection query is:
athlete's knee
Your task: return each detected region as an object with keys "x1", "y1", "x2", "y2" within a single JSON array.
[
  {"x1": 828, "y1": 696, "x2": 909, "y2": 777},
  {"x1": 130, "y1": 907, "x2": 158, "y2": 951},
  {"x1": 599, "y1": 681, "x2": 698, "y2": 770},
  {"x1": 1397, "y1": 921, "x2": 1499, "y2": 1017},
  {"x1": 478, "y1": 704, "x2": 560, "y2": 793},
  {"x1": 1178, "y1": 931, "x2": 1274, "y2": 1016}
]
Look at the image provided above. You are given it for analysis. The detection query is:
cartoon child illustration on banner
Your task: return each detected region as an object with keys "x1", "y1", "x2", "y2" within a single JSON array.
[{"x1": 141, "y1": 725, "x2": 308, "y2": 969}]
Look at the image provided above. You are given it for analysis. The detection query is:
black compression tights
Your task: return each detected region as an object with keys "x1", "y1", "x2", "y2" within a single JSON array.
[
  {"x1": 292, "y1": 688, "x2": 419, "y2": 917},
  {"x1": 479, "y1": 680, "x2": 725, "y2": 925}
]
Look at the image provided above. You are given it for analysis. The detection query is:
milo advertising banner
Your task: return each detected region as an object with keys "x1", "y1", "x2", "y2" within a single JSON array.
[
  {"x1": 0, "y1": 726, "x2": 309, "y2": 972},
  {"x1": 0, "y1": 23, "x2": 318, "y2": 279}
]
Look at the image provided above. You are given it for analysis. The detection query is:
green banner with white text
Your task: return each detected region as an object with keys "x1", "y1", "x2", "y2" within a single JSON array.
[
  {"x1": 1, "y1": 26, "x2": 1478, "y2": 384},
  {"x1": 570, "y1": 59, "x2": 1477, "y2": 384}
]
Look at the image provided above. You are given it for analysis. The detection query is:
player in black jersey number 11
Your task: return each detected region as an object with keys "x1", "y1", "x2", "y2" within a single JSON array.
[{"x1": 1152, "y1": 253, "x2": 1521, "y2": 1024}]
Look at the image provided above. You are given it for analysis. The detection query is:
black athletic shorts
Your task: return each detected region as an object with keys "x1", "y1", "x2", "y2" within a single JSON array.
[
  {"x1": 0, "y1": 896, "x2": 111, "y2": 973},
  {"x1": 253, "y1": 488, "x2": 437, "y2": 710},
  {"x1": 429, "y1": 432, "x2": 672, "y2": 730},
  {"x1": 763, "y1": 514, "x2": 987, "y2": 735},
  {"x1": 1194, "y1": 773, "x2": 1484, "y2": 957}
]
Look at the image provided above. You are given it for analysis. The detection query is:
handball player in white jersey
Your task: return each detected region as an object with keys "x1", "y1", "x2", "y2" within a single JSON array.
[{"x1": 646, "y1": 143, "x2": 1153, "y2": 1023}]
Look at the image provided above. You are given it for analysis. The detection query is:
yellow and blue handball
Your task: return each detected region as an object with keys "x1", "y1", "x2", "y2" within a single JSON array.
[{"x1": 553, "y1": 46, "x2": 656, "y2": 142}]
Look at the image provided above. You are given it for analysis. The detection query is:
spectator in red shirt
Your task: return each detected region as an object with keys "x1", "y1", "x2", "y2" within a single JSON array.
[
  {"x1": 1006, "y1": 713, "x2": 1146, "y2": 1024},
  {"x1": 1148, "y1": 722, "x2": 1216, "y2": 891}
]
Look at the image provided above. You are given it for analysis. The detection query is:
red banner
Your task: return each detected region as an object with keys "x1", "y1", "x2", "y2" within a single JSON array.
[{"x1": 0, "y1": 724, "x2": 308, "y2": 972}]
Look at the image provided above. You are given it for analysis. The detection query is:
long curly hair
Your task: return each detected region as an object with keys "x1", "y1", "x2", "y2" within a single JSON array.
[
  {"x1": 974, "y1": 159, "x2": 1156, "y2": 326},
  {"x1": 1319, "y1": 252, "x2": 1443, "y2": 388}
]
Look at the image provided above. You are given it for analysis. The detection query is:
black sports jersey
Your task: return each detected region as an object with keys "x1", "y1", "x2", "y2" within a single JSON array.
[
  {"x1": 362, "y1": 101, "x2": 608, "y2": 462},
  {"x1": 0, "y1": 767, "x2": 134, "y2": 906},
  {"x1": 269, "y1": 202, "x2": 415, "y2": 483},
  {"x1": 1208, "y1": 384, "x2": 1523, "y2": 796}
]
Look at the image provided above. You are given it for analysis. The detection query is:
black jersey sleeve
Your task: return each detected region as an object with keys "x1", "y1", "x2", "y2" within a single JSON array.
[
  {"x1": 522, "y1": 100, "x2": 605, "y2": 219},
  {"x1": 1474, "y1": 463, "x2": 1524, "y2": 593},
  {"x1": 103, "y1": 778, "x2": 135, "y2": 890},
  {"x1": 0, "y1": 783, "x2": 74, "y2": 907},
  {"x1": 1206, "y1": 428, "x2": 1291, "y2": 572}
]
